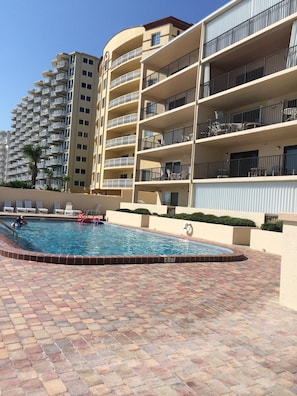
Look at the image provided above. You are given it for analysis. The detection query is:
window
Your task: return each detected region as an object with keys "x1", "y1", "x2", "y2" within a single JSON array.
[
  {"x1": 146, "y1": 102, "x2": 156, "y2": 115},
  {"x1": 80, "y1": 181, "x2": 85, "y2": 186},
  {"x1": 86, "y1": 96, "x2": 91, "y2": 102},
  {"x1": 87, "y1": 84, "x2": 92, "y2": 89},
  {"x1": 88, "y1": 71, "x2": 92, "y2": 77},
  {"x1": 89, "y1": 59, "x2": 93, "y2": 65},
  {"x1": 79, "y1": 119, "x2": 83, "y2": 125},
  {"x1": 75, "y1": 168, "x2": 80, "y2": 173},
  {"x1": 151, "y1": 32, "x2": 161, "y2": 46},
  {"x1": 77, "y1": 144, "x2": 82, "y2": 149},
  {"x1": 84, "y1": 120, "x2": 89, "y2": 125},
  {"x1": 67, "y1": 92, "x2": 72, "y2": 101},
  {"x1": 85, "y1": 108, "x2": 90, "y2": 114},
  {"x1": 82, "y1": 70, "x2": 87, "y2": 76},
  {"x1": 169, "y1": 97, "x2": 185, "y2": 110},
  {"x1": 80, "y1": 94, "x2": 85, "y2": 100},
  {"x1": 78, "y1": 131, "x2": 83, "y2": 137},
  {"x1": 81, "y1": 169, "x2": 86, "y2": 174},
  {"x1": 162, "y1": 192, "x2": 178, "y2": 206},
  {"x1": 68, "y1": 80, "x2": 73, "y2": 89},
  {"x1": 80, "y1": 107, "x2": 84, "y2": 112},
  {"x1": 83, "y1": 145, "x2": 87, "y2": 150},
  {"x1": 81, "y1": 82, "x2": 86, "y2": 88},
  {"x1": 83, "y1": 132, "x2": 88, "y2": 138},
  {"x1": 82, "y1": 157, "x2": 87, "y2": 162},
  {"x1": 83, "y1": 57, "x2": 88, "y2": 63},
  {"x1": 76, "y1": 156, "x2": 81, "y2": 161}
]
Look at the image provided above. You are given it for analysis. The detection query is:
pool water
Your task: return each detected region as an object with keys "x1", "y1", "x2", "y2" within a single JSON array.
[{"x1": 2, "y1": 219, "x2": 233, "y2": 257}]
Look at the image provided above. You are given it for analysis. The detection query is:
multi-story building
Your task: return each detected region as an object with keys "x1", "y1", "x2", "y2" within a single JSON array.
[
  {"x1": 8, "y1": 52, "x2": 99, "y2": 192},
  {"x1": 133, "y1": 0, "x2": 297, "y2": 216},
  {"x1": 91, "y1": 17, "x2": 192, "y2": 197},
  {"x1": 0, "y1": 130, "x2": 8, "y2": 183}
]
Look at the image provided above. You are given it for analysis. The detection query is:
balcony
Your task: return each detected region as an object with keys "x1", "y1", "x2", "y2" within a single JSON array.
[
  {"x1": 104, "y1": 157, "x2": 134, "y2": 168},
  {"x1": 204, "y1": 0, "x2": 297, "y2": 57},
  {"x1": 136, "y1": 163, "x2": 191, "y2": 182},
  {"x1": 55, "y1": 85, "x2": 67, "y2": 95},
  {"x1": 106, "y1": 134, "x2": 136, "y2": 148},
  {"x1": 56, "y1": 72, "x2": 68, "y2": 82},
  {"x1": 197, "y1": 100, "x2": 297, "y2": 139},
  {"x1": 102, "y1": 178, "x2": 133, "y2": 188},
  {"x1": 107, "y1": 113, "x2": 138, "y2": 129},
  {"x1": 110, "y1": 69, "x2": 141, "y2": 90},
  {"x1": 194, "y1": 153, "x2": 297, "y2": 179},
  {"x1": 143, "y1": 49, "x2": 199, "y2": 88},
  {"x1": 200, "y1": 45, "x2": 297, "y2": 98},
  {"x1": 56, "y1": 61, "x2": 68, "y2": 70},
  {"x1": 52, "y1": 122, "x2": 65, "y2": 130},
  {"x1": 111, "y1": 47, "x2": 142, "y2": 69},
  {"x1": 139, "y1": 126, "x2": 193, "y2": 151},
  {"x1": 109, "y1": 91, "x2": 139, "y2": 109},
  {"x1": 140, "y1": 88, "x2": 196, "y2": 120}
]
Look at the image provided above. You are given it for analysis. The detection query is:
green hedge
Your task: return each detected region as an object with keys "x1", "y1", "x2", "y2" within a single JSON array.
[
  {"x1": 160, "y1": 212, "x2": 256, "y2": 227},
  {"x1": 261, "y1": 221, "x2": 283, "y2": 232},
  {"x1": 117, "y1": 209, "x2": 256, "y2": 227}
]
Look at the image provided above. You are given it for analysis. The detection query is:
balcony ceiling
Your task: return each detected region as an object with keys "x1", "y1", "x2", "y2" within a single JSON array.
[
  {"x1": 138, "y1": 141, "x2": 192, "y2": 161},
  {"x1": 140, "y1": 103, "x2": 195, "y2": 130},
  {"x1": 145, "y1": 26, "x2": 201, "y2": 70},
  {"x1": 206, "y1": 21, "x2": 292, "y2": 70},
  {"x1": 143, "y1": 66, "x2": 198, "y2": 101}
]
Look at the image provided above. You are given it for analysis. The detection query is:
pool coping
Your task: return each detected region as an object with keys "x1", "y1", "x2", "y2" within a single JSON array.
[{"x1": 0, "y1": 217, "x2": 247, "y2": 264}]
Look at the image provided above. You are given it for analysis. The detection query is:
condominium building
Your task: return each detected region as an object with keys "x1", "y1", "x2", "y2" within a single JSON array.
[
  {"x1": 91, "y1": 17, "x2": 192, "y2": 197},
  {"x1": 133, "y1": 0, "x2": 297, "y2": 216},
  {"x1": 0, "y1": 130, "x2": 8, "y2": 183},
  {"x1": 8, "y1": 52, "x2": 99, "y2": 192}
]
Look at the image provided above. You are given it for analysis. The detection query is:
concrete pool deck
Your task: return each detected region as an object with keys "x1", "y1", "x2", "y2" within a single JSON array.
[{"x1": 0, "y1": 248, "x2": 296, "y2": 395}]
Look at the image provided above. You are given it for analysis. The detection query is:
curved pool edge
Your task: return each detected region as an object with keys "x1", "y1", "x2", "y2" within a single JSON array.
[{"x1": 0, "y1": 233, "x2": 246, "y2": 264}]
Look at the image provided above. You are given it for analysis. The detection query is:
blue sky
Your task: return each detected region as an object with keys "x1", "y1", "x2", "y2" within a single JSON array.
[{"x1": 0, "y1": 0, "x2": 228, "y2": 131}]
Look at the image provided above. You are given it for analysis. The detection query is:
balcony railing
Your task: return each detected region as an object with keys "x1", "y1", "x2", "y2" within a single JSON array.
[
  {"x1": 139, "y1": 126, "x2": 194, "y2": 150},
  {"x1": 109, "y1": 91, "x2": 139, "y2": 109},
  {"x1": 111, "y1": 47, "x2": 142, "y2": 69},
  {"x1": 107, "y1": 113, "x2": 138, "y2": 129},
  {"x1": 197, "y1": 99, "x2": 297, "y2": 139},
  {"x1": 106, "y1": 134, "x2": 136, "y2": 148},
  {"x1": 140, "y1": 88, "x2": 196, "y2": 120},
  {"x1": 204, "y1": 0, "x2": 297, "y2": 57},
  {"x1": 103, "y1": 178, "x2": 133, "y2": 188},
  {"x1": 104, "y1": 157, "x2": 134, "y2": 168},
  {"x1": 200, "y1": 45, "x2": 297, "y2": 98},
  {"x1": 143, "y1": 49, "x2": 199, "y2": 88},
  {"x1": 194, "y1": 153, "x2": 297, "y2": 179},
  {"x1": 110, "y1": 69, "x2": 141, "y2": 89},
  {"x1": 136, "y1": 164, "x2": 191, "y2": 182}
]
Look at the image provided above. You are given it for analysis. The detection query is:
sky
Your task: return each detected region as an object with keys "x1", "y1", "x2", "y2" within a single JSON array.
[{"x1": 0, "y1": 0, "x2": 228, "y2": 131}]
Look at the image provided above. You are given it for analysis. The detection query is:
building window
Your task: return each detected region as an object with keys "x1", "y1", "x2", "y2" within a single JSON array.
[
  {"x1": 86, "y1": 96, "x2": 91, "y2": 102},
  {"x1": 89, "y1": 59, "x2": 93, "y2": 65},
  {"x1": 87, "y1": 84, "x2": 91, "y2": 89},
  {"x1": 151, "y1": 32, "x2": 160, "y2": 46},
  {"x1": 84, "y1": 120, "x2": 89, "y2": 125},
  {"x1": 81, "y1": 82, "x2": 86, "y2": 88},
  {"x1": 78, "y1": 131, "x2": 83, "y2": 137},
  {"x1": 82, "y1": 157, "x2": 87, "y2": 162},
  {"x1": 75, "y1": 168, "x2": 80, "y2": 173},
  {"x1": 83, "y1": 144, "x2": 87, "y2": 150},
  {"x1": 80, "y1": 94, "x2": 85, "y2": 100},
  {"x1": 85, "y1": 108, "x2": 90, "y2": 114},
  {"x1": 83, "y1": 57, "x2": 88, "y2": 63},
  {"x1": 83, "y1": 132, "x2": 88, "y2": 138},
  {"x1": 79, "y1": 119, "x2": 83, "y2": 125},
  {"x1": 80, "y1": 107, "x2": 84, "y2": 112},
  {"x1": 81, "y1": 169, "x2": 86, "y2": 174},
  {"x1": 77, "y1": 144, "x2": 82, "y2": 149},
  {"x1": 88, "y1": 71, "x2": 92, "y2": 77},
  {"x1": 76, "y1": 156, "x2": 81, "y2": 161},
  {"x1": 82, "y1": 70, "x2": 87, "y2": 76}
]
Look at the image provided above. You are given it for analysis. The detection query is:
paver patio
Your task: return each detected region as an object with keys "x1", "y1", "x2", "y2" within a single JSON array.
[{"x1": 0, "y1": 247, "x2": 296, "y2": 395}]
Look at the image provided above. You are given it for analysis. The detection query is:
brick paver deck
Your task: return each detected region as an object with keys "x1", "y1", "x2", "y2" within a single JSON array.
[{"x1": 0, "y1": 247, "x2": 296, "y2": 395}]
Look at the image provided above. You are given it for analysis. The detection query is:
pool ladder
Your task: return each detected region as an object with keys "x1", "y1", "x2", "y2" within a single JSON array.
[{"x1": 0, "y1": 220, "x2": 18, "y2": 240}]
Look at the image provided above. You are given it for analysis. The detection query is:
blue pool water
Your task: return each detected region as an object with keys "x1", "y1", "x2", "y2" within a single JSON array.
[{"x1": 1, "y1": 219, "x2": 233, "y2": 256}]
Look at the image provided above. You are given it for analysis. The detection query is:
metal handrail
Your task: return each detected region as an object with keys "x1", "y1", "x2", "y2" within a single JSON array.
[{"x1": 0, "y1": 220, "x2": 18, "y2": 240}]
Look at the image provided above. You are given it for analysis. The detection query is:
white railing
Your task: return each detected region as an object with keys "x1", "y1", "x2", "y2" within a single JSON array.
[
  {"x1": 110, "y1": 69, "x2": 141, "y2": 89},
  {"x1": 103, "y1": 178, "x2": 133, "y2": 188},
  {"x1": 106, "y1": 134, "x2": 136, "y2": 148},
  {"x1": 111, "y1": 47, "x2": 142, "y2": 69},
  {"x1": 107, "y1": 113, "x2": 138, "y2": 128},
  {"x1": 104, "y1": 157, "x2": 134, "y2": 168},
  {"x1": 109, "y1": 91, "x2": 139, "y2": 109}
]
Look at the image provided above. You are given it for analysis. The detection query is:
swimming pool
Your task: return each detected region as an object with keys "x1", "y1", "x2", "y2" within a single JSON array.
[{"x1": 0, "y1": 219, "x2": 245, "y2": 264}]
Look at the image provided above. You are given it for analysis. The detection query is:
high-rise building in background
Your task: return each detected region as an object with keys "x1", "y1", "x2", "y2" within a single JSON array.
[
  {"x1": 90, "y1": 17, "x2": 192, "y2": 197},
  {"x1": 8, "y1": 52, "x2": 99, "y2": 192},
  {"x1": 0, "y1": 130, "x2": 8, "y2": 183}
]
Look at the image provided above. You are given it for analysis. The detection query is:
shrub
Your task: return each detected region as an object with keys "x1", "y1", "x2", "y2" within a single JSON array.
[
  {"x1": 134, "y1": 208, "x2": 151, "y2": 215},
  {"x1": 261, "y1": 221, "x2": 283, "y2": 232}
]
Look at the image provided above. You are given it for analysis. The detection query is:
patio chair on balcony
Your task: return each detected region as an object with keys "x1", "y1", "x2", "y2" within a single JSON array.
[{"x1": 53, "y1": 202, "x2": 65, "y2": 215}]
